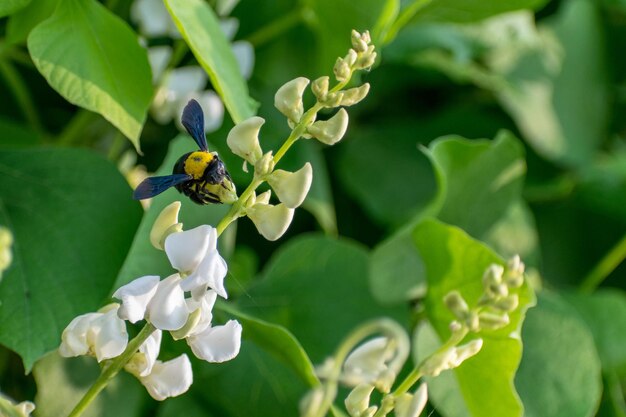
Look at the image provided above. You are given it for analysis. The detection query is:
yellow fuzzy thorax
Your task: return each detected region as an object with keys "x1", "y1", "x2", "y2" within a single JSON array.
[{"x1": 184, "y1": 151, "x2": 214, "y2": 180}]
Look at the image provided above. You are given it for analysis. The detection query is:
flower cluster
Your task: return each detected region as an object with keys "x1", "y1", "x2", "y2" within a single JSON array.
[
  {"x1": 59, "y1": 202, "x2": 241, "y2": 400},
  {"x1": 0, "y1": 227, "x2": 13, "y2": 282},
  {"x1": 223, "y1": 30, "x2": 375, "y2": 240}
]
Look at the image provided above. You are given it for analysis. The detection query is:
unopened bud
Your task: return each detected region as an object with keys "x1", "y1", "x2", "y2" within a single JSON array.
[
  {"x1": 170, "y1": 307, "x2": 202, "y2": 340},
  {"x1": 466, "y1": 311, "x2": 480, "y2": 332},
  {"x1": 267, "y1": 163, "x2": 313, "y2": 208},
  {"x1": 275, "y1": 77, "x2": 309, "y2": 122},
  {"x1": 395, "y1": 384, "x2": 428, "y2": 417},
  {"x1": 478, "y1": 312, "x2": 510, "y2": 330},
  {"x1": 506, "y1": 255, "x2": 525, "y2": 288},
  {"x1": 312, "y1": 76, "x2": 330, "y2": 102},
  {"x1": 355, "y1": 47, "x2": 377, "y2": 70},
  {"x1": 351, "y1": 30, "x2": 369, "y2": 53},
  {"x1": 374, "y1": 369, "x2": 396, "y2": 394},
  {"x1": 444, "y1": 291, "x2": 469, "y2": 320},
  {"x1": 489, "y1": 283, "x2": 509, "y2": 298},
  {"x1": 255, "y1": 190, "x2": 272, "y2": 205},
  {"x1": 345, "y1": 49, "x2": 358, "y2": 66},
  {"x1": 449, "y1": 320, "x2": 463, "y2": 333},
  {"x1": 453, "y1": 338, "x2": 483, "y2": 365},
  {"x1": 246, "y1": 202, "x2": 294, "y2": 241},
  {"x1": 345, "y1": 384, "x2": 375, "y2": 417},
  {"x1": 321, "y1": 91, "x2": 345, "y2": 108},
  {"x1": 340, "y1": 83, "x2": 370, "y2": 107},
  {"x1": 483, "y1": 264, "x2": 504, "y2": 288},
  {"x1": 254, "y1": 151, "x2": 275, "y2": 178},
  {"x1": 307, "y1": 108, "x2": 349, "y2": 145},
  {"x1": 150, "y1": 201, "x2": 183, "y2": 250},
  {"x1": 334, "y1": 57, "x2": 351, "y2": 82},
  {"x1": 493, "y1": 294, "x2": 519, "y2": 312},
  {"x1": 226, "y1": 116, "x2": 265, "y2": 164}
]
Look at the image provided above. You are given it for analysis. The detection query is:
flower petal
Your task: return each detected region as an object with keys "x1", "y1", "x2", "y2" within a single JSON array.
[
  {"x1": 113, "y1": 275, "x2": 160, "y2": 323},
  {"x1": 246, "y1": 203, "x2": 294, "y2": 241},
  {"x1": 187, "y1": 319, "x2": 242, "y2": 363},
  {"x1": 343, "y1": 337, "x2": 391, "y2": 385},
  {"x1": 164, "y1": 225, "x2": 212, "y2": 274},
  {"x1": 180, "y1": 250, "x2": 228, "y2": 298},
  {"x1": 226, "y1": 116, "x2": 264, "y2": 164},
  {"x1": 232, "y1": 40, "x2": 255, "y2": 80},
  {"x1": 139, "y1": 354, "x2": 193, "y2": 401},
  {"x1": 126, "y1": 330, "x2": 162, "y2": 377},
  {"x1": 147, "y1": 275, "x2": 188, "y2": 331},
  {"x1": 267, "y1": 163, "x2": 313, "y2": 208},
  {"x1": 59, "y1": 313, "x2": 100, "y2": 357},
  {"x1": 91, "y1": 308, "x2": 128, "y2": 362}
]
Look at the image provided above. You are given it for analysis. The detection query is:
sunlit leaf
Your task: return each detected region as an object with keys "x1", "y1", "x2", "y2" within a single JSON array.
[{"x1": 0, "y1": 0, "x2": 31, "y2": 17}]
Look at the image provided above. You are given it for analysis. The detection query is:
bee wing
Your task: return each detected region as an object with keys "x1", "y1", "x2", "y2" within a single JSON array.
[
  {"x1": 181, "y1": 99, "x2": 208, "y2": 151},
  {"x1": 133, "y1": 174, "x2": 192, "y2": 200}
]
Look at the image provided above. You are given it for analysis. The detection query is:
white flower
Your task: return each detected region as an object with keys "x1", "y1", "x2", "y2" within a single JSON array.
[
  {"x1": 275, "y1": 77, "x2": 310, "y2": 123},
  {"x1": 59, "y1": 304, "x2": 128, "y2": 362},
  {"x1": 232, "y1": 40, "x2": 255, "y2": 80},
  {"x1": 0, "y1": 393, "x2": 35, "y2": 417},
  {"x1": 114, "y1": 275, "x2": 160, "y2": 324},
  {"x1": 226, "y1": 116, "x2": 265, "y2": 165},
  {"x1": 150, "y1": 201, "x2": 183, "y2": 250},
  {"x1": 138, "y1": 354, "x2": 193, "y2": 401},
  {"x1": 267, "y1": 163, "x2": 313, "y2": 208},
  {"x1": 395, "y1": 384, "x2": 428, "y2": 417},
  {"x1": 422, "y1": 339, "x2": 483, "y2": 377},
  {"x1": 171, "y1": 290, "x2": 217, "y2": 340},
  {"x1": 342, "y1": 337, "x2": 393, "y2": 387},
  {"x1": 187, "y1": 319, "x2": 242, "y2": 362},
  {"x1": 125, "y1": 330, "x2": 162, "y2": 377},
  {"x1": 307, "y1": 108, "x2": 349, "y2": 145},
  {"x1": 246, "y1": 202, "x2": 294, "y2": 241},
  {"x1": 147, "y1": 46, "x2": 172, "y2": 83},
  {"x1": 345, "y1": 384, "x2": 376, "y2": 417},
  {"x1": 131, "y1": 0, "x2": 180, "y2": 38}
]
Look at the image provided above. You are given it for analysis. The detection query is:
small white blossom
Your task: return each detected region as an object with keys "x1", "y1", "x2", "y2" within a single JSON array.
[
  {"x1": 150, "y1": 201, "x2": 183, "y2": 250},
  {"x1": 0, "y1": 393, "x2": 35, "y2": 417},
  {"x1": 114, "y1": 275, "x2": 160, "y2": 324},
  {"x1": 345, "y1": 384, "x2": 376, "y2": 417},
  {"x1": 246, "y1": 202, "x2": 295, "y2": 241},
  {"x1": 395, "y1": 384, "x2": 428, "y2": 417},
  {"x1": 307, "y1": 108, "x2": 349, "y2": 145},
  {"x1": 131, "y1": 0, "x2": 180, "y2": 38},
  {"x1": 422, "y1": 339, "x2": 483, "y2": 377},
  {"x1": 275, "y1": 77, "x2": 310, "y2": 123},
  {"x1": 125, "y1": 330, "x2": 162, "y2": 377},
  {"x1": 144, "y1": 274, "x2": 188, "y2": 331},
  {"x1": 226, "y1": 116, "x2": 265, "y2": 165},
  {"x1": 59, "y1": 304, "x2": 128, "y2": 362},
  {"x1": 267, "y1": 163, "x2": 313, "y2": 209},
  {"x1": 187, "y1": 319, "x2": 242, "y2": 363},
  {"x1": 138, "y1": 354, "x2": 193, "y2": 401},
  {"x1": 342, "y1": 337, "x2": 394, "y2": 387}
]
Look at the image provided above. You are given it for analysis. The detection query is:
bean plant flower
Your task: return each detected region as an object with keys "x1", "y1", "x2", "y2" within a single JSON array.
[{"x1": 59, "y1": 202, "x2": 242, "y2": 402}]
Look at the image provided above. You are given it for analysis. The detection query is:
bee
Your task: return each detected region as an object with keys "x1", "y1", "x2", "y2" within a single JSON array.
[{"x1": 133, "y1": 99, "x2": 237, "y2": 205}]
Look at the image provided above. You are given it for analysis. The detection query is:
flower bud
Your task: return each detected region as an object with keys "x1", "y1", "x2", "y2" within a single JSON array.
[
  {"x1": 275, "y1": 77, "x2": 309, "y2": 122},
  {"x1": 312, "y1": 76, "x2": 330, "y2": 102},
  {"x1": 0, "y1": 226, "x2": 13, "y2": 277},
  {"x1": 466, "y1": 311, "x2": 480, "y2": 332},
  {"x1": 355, "y1": 47, "x2": 377, "y2": 70},
  {"x1": 267, "y1": 163, "x2": 313, "y2": 208},
  {"x1": 340, "y1": 83, "x2": 370, "y2": 107},
  {"x1": 345, "y1": 384, "x2": 376, "y2": 417},
  {"x1": 0, "y1": 394, "x2": 35, "y2": 417},
  {"x1": 506, "y1": 255, "x2": 525, "y2": 288},
  {"x1": 482, "y1": 264, "x2": 504, "y2": 288},
  {"x1": 150, "y1": 201, "x2": 183, "y2": 250},
  {"x1": 374, "y1": 368, "x2": 397, "y2": 393},
  {"x1": 254, "y1": 151, "x2": 275, "y2": 178},
  {"x1": 307, "y1": 108, "x2": 349, "y2": 145},
  {"x1": 453, "y1": 339, "x2": 483, "y2": 365},
  {"x1": 320, "y1": 91, "x2": 345, "y2": 108},
  {"x1": 351, "y1": 30, "x2": 369, "y2": 53},
  {"x1": 449, "y1": 320, "x2": 463, "y2": 333},
  {"x1": 345, "y1": 49, "x2": 358, "y2": 67},
  {"x1": 443, "y1": 290, "x2": 469, "y2": 320},
  {"x1": 395, "y1": 384, "x2": 428, "y2": 417},
  {"x1": 226, "y1": 116, "x2": 265, "y2": 165},
  {"x1": 255, "y1": 190, "x2": 272, "y2": 206},
  {"x1": 478, "y1": 312, "x2": 510, "y2": 330},
  {"x1": 334, "y1": 57, "x2": 351, "y2": 82},
  {"x1": 493, "y1": 294, "x2": 519, "y2": 312},
  {"x1": 246, "y1": 202, "x2": 294, "y2": 241}
]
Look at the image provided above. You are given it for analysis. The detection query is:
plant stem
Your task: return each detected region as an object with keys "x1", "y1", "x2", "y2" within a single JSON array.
[
  {"x1": 245, "y1": 8, "x2": 304, "y2": 48},
  {"x1": 67, "y1": 323, "x2": 156, "y2": 417},
  {"x1": 580, "y1": 233, "x2": 626, "y2": 293},
  {"x1": 383, "y1": 0, "x2": 433, "y2": 45}
]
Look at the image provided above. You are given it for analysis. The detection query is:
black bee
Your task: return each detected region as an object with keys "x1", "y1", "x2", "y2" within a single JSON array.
[{"x1": 133, "y1": 99, "x2": 237, "y2": 205}]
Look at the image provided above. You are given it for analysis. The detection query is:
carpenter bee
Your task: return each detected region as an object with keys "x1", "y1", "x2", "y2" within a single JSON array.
[{"x1": 133, "y1": 99, "x2": 237, "y2": 205}]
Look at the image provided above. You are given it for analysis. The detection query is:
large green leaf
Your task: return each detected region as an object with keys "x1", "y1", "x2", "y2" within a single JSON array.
[
  {"x1": 33, "y1": 352, "x2": 143, "y2": 417},
  {"x1": 114, "y1": 135, "x2": 230, "y2": 290},
  {"x1": 27, "y1": 0, "x2": 153, "y2": 151},
  {"x1": 5, "y1": 0, "x2": 58, "y2": 45},
  {"x1": 370, "y1": 132, "x2": 525, "y2": 304},
  {"x1": 0, "y1": 0, "x2": 31, "y2": 17},
  {"x1": 516, "y1": 291, "x2": 602, "y2": 417},
  {"x1": 413, "y1": 0, "x2": 549, "y2": 23},
  {"x1": 414, "y1": 219, "x2": 534, "y2": 417},
  {"x1": 0, "y1": 148, "x2": 142, "y2": 371},
  {"x1": 165, "y1": 0, "x2": 256, "y2": 124}
]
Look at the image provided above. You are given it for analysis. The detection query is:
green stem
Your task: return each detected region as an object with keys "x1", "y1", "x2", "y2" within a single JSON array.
[
  {"x1": 383, "y1": 0, "x2": 433, "y2": 45},
  {"x1": 107, "y1": 132, "x2": 126, "y2": 162},
  {"x1": 245, "y1": 8, "x2": 304, "y2": 48},
  {"x1": 580, "y1": 233, "x2": 626, "y2": 293},
  {"x1": 167, "y1": 40, "x2": 189, "y2": 71},
  {"x1": 0, "y1": 58, "x2": 43, "y2": 134},
  {"x1": 67, "y1": 323, "x2": 156, "y2": 417}
]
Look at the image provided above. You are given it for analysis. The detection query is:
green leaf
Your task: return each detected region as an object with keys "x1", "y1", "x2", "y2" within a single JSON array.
[
  {"x1": 414, "y1": 219, "x2": 535, "y2": 417},
  {"x1": 564, "y1": 289, "x2": 626, "y2": 373},
  {"x1": 414, "y1": 0, "x2": 549, "y2": 23},
  {"x1": 516, "y1": 291, "x2": 602, "y2": 417},
  {"x1": 165, "y1": 0, "x2": 256, "y2": 124},
  {"x1": 114, "y1": 135, "x2": 230, "y2": 290},
  {"x1": 33, "y1": 352, "x2": 143, "y2": 417},
  {"x1": 0, "y1": 0, "x2": 31, "y2": 17},
  {"x1": 5, "y1": 0, "x2": 58, "y2": 45},
  {"x1": 370, "y1": 132, "x2": 525, "y2": 305},
  {"x1": 219, "y1": 304, "x2": 320, "y2": 387},
  {"x1": 0, "y1": 148, "x2": 142, "y2": 371},
  {"x1": 27, "y1": 0, "x2": 153, "y2": 151}
]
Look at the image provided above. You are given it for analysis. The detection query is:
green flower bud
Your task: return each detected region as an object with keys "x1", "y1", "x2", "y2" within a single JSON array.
[
  {"x1": 449, "y1": 320, "x2": 463, "y2": 333},
  {"x1": 226, "y1": 116, "x2": 265, "y2": 165},
  {"x1": 254, "y1": 151, "x2": 275, "y2": 178},
  {"x1": 334, "y1": 57, "x2": 351, "y2": 82},
  {"x1": 493, "y1": 294, "x2": 519, "y2": 312},
  {"x1": 170, "y1": 307, "x2": 202, "y2": 340},
  {"x1": 321, "y1": 91, "x2": 345, "y2": 108},
  {"x1": 444, "y1": 290, "x2": 469, "y2": 320},
  {"x1": 275, "y1": 77, "x2": 309, "y2": 122},
  {"x1": 312, "y1": 76, "x2": 330, "y2": 102},
  {"x1": 267, "y1": 163, "x2": 313, "y2": 208},
  {"x1": 246, "y1": 202, "x2": 294, "y2": 241},
  {"x1": 307, "y1": 108, "x2": 349, "y2": 145},
  {"x1": 453, "y1": 339, "x2": 483, "y2": 364},
  {"x1": 345, "y1": 49, "x2": 358, "y2": 67},
  {"x1": 478, "y1": 312, "x2": 510, "y2": 330},
  {"x1": 351, "y1": 29, "x2": 369, "y2": 53},
  {"x1": 355, "y1": 47, "x2": 377, "y2": 70},
  {"x1": 150, "y1": 202, "x2": 183, "y2": 250},
  {"x1": 340, "y1": 83, "x2": 370, "y2": 107},
  {"x1": 506, "y1": 255, "x2": 525, "y2": 288},
  {"x1": 466, "y1": 311, "x2": 480, "y2": 332},
  {"x1": 483, "y1": 264, "x2": 504, "y2": 288},
  {"x1": 345, "y1": 384, "x2": 376, "y2": 417}
]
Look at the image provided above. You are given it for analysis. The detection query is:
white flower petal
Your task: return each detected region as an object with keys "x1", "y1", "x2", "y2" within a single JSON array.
[
  {"x1": 165, "y1": 67, "x2": 207, "y2": 101},
  {"x1": 91, "y1": 308, "x2": 128, "y2": 362},
  {"x1": 267, "y1": 163, "x2": 313, "y2": 208},
  {"x1": 180, "y1": 250, "x2": 228, "y2": 298},
  {"x1": 226, "y1": 116, "x2": 265, "y2": 164},
  {"x1": 113, "y1": 275, "x2": 160, "y2": 323},
  {"x1": 147, "y1": 275, "x2": 188, "y2": 331},
  {"x1": 59, "y1": 313, "x2": 100, "y2": 357},
  {"x1": 395, "y1": 384, "x2": 428, "y2": 417},
  {"x1": 187, "y1": 290, "x2": 217, "y2": 336},
  {"x1": 246, "y1": 203, "x2": 294, "y2": 241},
  {"x1": 165, "y1": 225, "x2": 212, "y2": 273},
  {"x1": 232, "y1": 40, "x2": 255, "y2": 80},
  {"x1": 187, "y1": 319, "x2": 242, "y2": 362},
  {"x1": 343, "y1": 337, "x2": 391, "y2": 385},
  {"x1": 275, "y1": 77, "x2": 309, "y2": 122},
  {"x1": 131, "y1": 0, "x2": 171, "y2": 38},
  {"x1": 139, "y1": 354, "x2": 193, "y2": 401},
  {"x1": 126, "y1": 330, "x2": 163, "y2": 377},
  {"x1": 150, "y1": 201, "x2": 182, "y2": 250}
]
